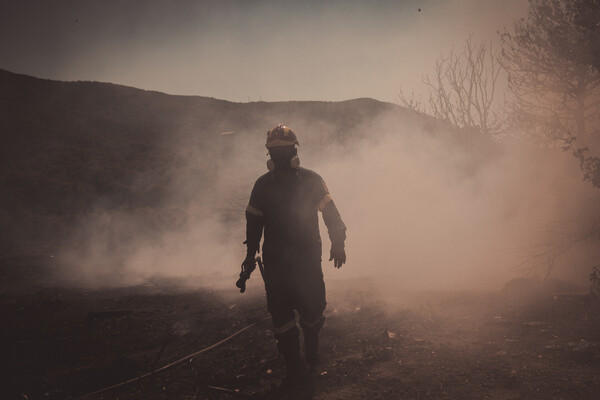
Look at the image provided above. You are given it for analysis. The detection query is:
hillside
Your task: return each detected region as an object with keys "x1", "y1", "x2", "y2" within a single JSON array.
[
  {"x1": 2, "y1": 72, "x2": 599, "y2": 400},
  {"x1": 0, "y1": 69, "x2": 471, "y2": 257}
]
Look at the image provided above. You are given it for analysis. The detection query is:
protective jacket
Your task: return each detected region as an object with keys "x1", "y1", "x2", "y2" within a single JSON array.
[{"x1": 245, "y1": 167, "x2": 346, "y2": 279}]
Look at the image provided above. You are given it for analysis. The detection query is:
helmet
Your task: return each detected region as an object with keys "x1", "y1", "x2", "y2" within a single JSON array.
[{"x1": 265, "y1": 124, "x2": 299, "y2": 148}]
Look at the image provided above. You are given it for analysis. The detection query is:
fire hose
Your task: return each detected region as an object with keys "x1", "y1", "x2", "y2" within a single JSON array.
[
  {"x1": 74, "y1": 258, "x2": 267, "y2": 398},
  {"x1": 74, "y1": 316, "x2": 270, "y2": 399}
]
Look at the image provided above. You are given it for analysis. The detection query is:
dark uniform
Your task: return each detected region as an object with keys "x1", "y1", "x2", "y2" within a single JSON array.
[{"x1": 245, "y1": 165, "x2": 346, "y2": 372}]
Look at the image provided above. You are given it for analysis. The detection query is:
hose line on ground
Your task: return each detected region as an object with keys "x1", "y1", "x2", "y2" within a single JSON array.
[{"x1": 73, "y1": 316, "x2": 270, "y2": 399}]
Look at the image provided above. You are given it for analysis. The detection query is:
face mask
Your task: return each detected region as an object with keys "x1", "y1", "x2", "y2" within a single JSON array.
[{"x1": 267, "y1": 147, "x2": 300, "y2": 171}]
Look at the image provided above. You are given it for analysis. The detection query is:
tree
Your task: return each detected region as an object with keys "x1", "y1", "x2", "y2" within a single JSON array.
[
  {"x1": 501, "y1": 0, "x2": 600, "y2": 146},
  {"x1": 501, "y1": 1, "x2": 600, "y2": 284},
  {"x1": 572, "y1": 0, "x2": 600, "y2": 74},
  {"x1": 562, "y1": 136, "x2": 600, "y2": 187},
  {"x1": 399, "y1": 37, "x2": 504, "y2": 136}
]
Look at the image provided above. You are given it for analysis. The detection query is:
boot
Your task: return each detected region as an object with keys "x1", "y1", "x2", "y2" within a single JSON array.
[
  {"x1": 300, "y1": 315, "x2": 325, "y2": 371},
  {"x1": 275, "y1": 326, "x2": 308, "y2": 384}
]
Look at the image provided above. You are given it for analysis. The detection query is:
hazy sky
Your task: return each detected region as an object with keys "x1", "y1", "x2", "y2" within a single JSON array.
[{"x1": 0, "y1": 0, "x2": 528, "y2": 102}]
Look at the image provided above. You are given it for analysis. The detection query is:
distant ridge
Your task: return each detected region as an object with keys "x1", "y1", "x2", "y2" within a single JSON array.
[
  {"x1": 0, "y1": 69, "x2": 474, "y2": 254},
  {"x1": 0, "y1": 68, "x2": 418, "y2": 158}
]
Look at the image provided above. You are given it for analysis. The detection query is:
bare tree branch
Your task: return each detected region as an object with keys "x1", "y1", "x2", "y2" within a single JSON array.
[{"x1": 399, "y1": 37, "x2": 505, "y2": 136}]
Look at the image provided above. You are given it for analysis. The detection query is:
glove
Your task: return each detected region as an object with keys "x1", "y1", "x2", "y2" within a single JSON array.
[
  {"x1": 242, "y1": 253, "x2": 256, "y2": 270},
  {"x1": 236, "y1": 254, "x2": 257, "y2": 293},
  {"x1": 329, "y1": 246, "x2": 346, "y2": 269}
]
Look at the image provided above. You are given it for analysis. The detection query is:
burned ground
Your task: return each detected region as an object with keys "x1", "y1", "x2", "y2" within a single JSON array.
[{"x1": 1, "y1": 257, "x2": 599, "y2": 400}]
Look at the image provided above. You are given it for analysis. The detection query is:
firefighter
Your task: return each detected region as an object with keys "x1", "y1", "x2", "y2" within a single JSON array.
[{"x1": 242, "y1": 124, "x2": 347, "y2": 382}]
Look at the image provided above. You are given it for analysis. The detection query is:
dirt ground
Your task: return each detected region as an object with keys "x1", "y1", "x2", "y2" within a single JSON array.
[{"x1": 2, "y1": 255, "x2": 600, "y2": 400}]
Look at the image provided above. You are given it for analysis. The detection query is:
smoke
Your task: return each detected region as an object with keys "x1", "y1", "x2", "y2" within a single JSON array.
[
  {"x1": 316, "y1": 120, "x2": 599, "y2": 292},
  {"x1": 56, "y1": 105, "x2": 600, "y2": 294},
  {"x1": 55, "y1": 131, "x2": 258, "y2": 288},
  {"x1": 6, "y1": 0, "x2": 599, "y2": 299}
]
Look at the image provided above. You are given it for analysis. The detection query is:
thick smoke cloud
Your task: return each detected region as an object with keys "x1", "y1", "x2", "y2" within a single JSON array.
[
  {"x1": 57, "y1": 108, "x2": 600, "y2": 294},
  {"x1": 316, "y1": 122, "x2": 599, "y2": 292}
]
